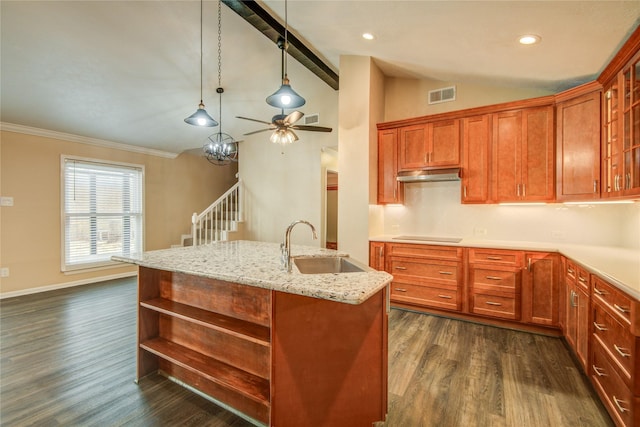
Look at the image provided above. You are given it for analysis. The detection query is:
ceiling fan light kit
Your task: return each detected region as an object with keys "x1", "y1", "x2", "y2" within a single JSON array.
[{"x1": 185, "y1": 0, "x2": 218, "y2": 128}]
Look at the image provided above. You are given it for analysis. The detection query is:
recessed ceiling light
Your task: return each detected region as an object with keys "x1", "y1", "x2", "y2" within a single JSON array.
[
  {"x1": 362, "y1": 33, "x2": 375, "y2": 40},
  {"x1": 519, "y1": 34, "x2": 541, "y2": 45}
]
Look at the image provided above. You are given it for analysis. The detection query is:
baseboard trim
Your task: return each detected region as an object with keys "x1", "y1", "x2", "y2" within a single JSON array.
[{"x1": 0, "y1": 271, "x2": 138, "y2": 299}]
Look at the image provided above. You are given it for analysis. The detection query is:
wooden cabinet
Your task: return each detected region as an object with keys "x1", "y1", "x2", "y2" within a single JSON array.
[
  {"x1": 138, "y1": 266, "x2": 388, "y2": 427},
  {"x1": 564, "y1": 260, "x2": 590, "y2": 370},
  {"x1": 620, "y1": 51, "x2": 640, "y2": 197},
  {"x1": 385, "y1": 243, "x2": 463, "y2": 313},
  {"x1": 468, "y1": 248, "x2": 523, "y2": 320},
  {"x1": 461, "y1": 114, "x2": 491, "y2": 203},
  {"x1": 491, "y1": 106, "x2": 554, "y2": 202},
  {"x1": 522, "y1": 252, "x2": 559, "y2": 327},
  {"x1": 603, "y1": 79, "x2": 624, "y2": 198},
  {"x1": 369, "y1": 241, "x2": 386, "y2": 271},
  {"x1": 377, "y1": 129, "x2": 403, "y2": 204},
  {"x1": 590, "y1": 275, "x2": 640, "y2": 427},
  {"x1": 398, "y1": 120, "x2": 460, "y2": 171},
  {"x1": 556, "y1": 88, "x2": 602, "y2": 201}
]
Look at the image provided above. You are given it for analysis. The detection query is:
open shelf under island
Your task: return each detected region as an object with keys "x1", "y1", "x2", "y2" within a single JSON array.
[{"x1": 113, "y1": 240, "x2": 393, "y2": 427}]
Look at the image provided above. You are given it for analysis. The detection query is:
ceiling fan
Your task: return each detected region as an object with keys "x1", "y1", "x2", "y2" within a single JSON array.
[{"x1": 236, "y1": 110, "x2": 332, "y2": 144}]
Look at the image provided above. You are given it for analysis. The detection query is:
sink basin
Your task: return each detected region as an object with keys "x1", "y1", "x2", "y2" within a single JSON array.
[{"x1": 293, "y1": 256, "x2": 366, "y2": 274}]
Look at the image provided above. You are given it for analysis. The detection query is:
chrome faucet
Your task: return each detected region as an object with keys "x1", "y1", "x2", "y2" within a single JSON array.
[{"x1": 281, "y1": 220, "x2": 318, "y2": 272}]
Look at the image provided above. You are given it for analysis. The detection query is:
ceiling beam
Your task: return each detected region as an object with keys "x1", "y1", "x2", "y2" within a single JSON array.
[{"x1": 221, "y1": 0, "x2": 339, "y2": 90}]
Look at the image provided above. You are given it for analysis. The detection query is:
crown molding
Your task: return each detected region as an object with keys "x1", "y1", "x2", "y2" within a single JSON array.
[{"x1": 0, "y1": 122, "x2": 179, "y2": 159}]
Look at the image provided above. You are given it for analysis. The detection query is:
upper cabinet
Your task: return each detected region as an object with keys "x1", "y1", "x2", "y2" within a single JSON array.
[
  {"x1": 461, "y1": 115, "x2": 491, "y2": 203},
  {"x1": 556, "y1": 87, "x2": 602, "y2": 201},
  {"x1": 491, "y1": 106, "x2": 555, "y2": 202},
  {"x1": 377, "y1": 129, "x2": 404, "y2": 204},
  {"x1": 620, "y1": 52, "x2": 640, "y2": 197},
  {"x1": 398, "y1": 119, "x2": 460, "y2": 171}
]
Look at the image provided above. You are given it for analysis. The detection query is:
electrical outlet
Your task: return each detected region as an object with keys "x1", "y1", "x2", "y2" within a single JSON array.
[
  {"x1": 0, "y1": 197, "x2": 14, "y2": 207},
  {"x1": 0, "y1": 268, "x2": 9, "y2": 278},
  {"x1": 474, "y1": 227, "x2": 487, "y2": 236}
]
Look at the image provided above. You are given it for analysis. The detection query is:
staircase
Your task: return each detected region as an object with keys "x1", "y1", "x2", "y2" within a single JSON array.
[{"x1": 179, "y1": 180, "x2": 243, "y2": 247}]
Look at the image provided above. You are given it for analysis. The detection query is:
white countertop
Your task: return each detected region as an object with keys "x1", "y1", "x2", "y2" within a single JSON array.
[
  {"x1": 370, "y1": 235, "x2": 640, "y2": 300},
  {"x1": 112, "y1": 240, "x2": 393, "y2": 305}
]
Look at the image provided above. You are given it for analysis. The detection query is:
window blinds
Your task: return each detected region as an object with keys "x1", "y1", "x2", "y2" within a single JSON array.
[{"x1": 62, "y1": 158, "x2": 143, "y2": 270}]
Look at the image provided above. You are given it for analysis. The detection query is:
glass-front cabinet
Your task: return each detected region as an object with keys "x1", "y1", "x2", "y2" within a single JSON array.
[{"x1": 603, "y1": 50, "x2": 640, "y2": 198}]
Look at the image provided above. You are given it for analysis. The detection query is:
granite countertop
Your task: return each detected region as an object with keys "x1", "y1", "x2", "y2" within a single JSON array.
[
  {"x1": 370, "y1": 235, "x2": 640, "y2": 300},
  {"x1": 112, "y1": 240, "x2": 393, "y2": 305}
]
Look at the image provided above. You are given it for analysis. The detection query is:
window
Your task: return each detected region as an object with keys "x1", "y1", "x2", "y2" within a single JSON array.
[{"x1": 62, "y1": 156, "x2": 144, "y2": 271}]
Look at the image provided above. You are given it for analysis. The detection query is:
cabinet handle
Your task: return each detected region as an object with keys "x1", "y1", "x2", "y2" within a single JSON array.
[
  {"x1": 522, "y1": 183, "x2": 526, "y2": 197},
  {"x1": 486, "y1": 276, "x2": 502, "y2": 280},
  {"x1": 438, "y1": 294, "x2": 453, "y2": 299},
  {"x1": 613, "y1": 396, "x2": 629, "y2": 413},
  {"x1": 626, "y1": 173, "x2": 631, "y2": 189},
  {"x1": 593, "y1": 179, "x2": 598, "y2": 193},
  {"x1": 592, "y1": 365, "x2": 607, "y2": 377},
  {"x1": 486, "y1": 256, "x2": 502, "y2": 260},
  {"x1": 395, "y1": 266, "x2": 407, "y2": 270},
  {"x1": 527, "y1": 258, "x2": 532, "y2": 272},
  {"x1": 439, "y1": 271, "x2": 453, "y2": 275},
  {"x1": 578, "y1": 276, "x2": 587, "y2": 283},
  {"x1": 395, "y1": 288, "x2": 407, "y2": 292},
  {"x1": 614, "y1": 344, "x2": 631, "y2": 358},
  {"x1": 464, "y1": 185, "x2": 467, "y2": 199},
  {"x1": 570, "y1": 290, "x2": 577, "y2": 307},
  {"x1": 516, "y1": 184, "x2": 521, "y2": 197},
  {"x1": 567, "y1": 268, "x2": 575, "y2": 275},
  {"x1": 485, "y1": 301, "x2": 502, "y2": 306},
  {"x1": 614, "y1": 304, "x2": 630, "y2": 314},
  {"x1": 593, "y1": 322, "x2": 607, "y2": 332},
  {"x1": 593, "y1": 287, "x2": 607, "y2": 296}
]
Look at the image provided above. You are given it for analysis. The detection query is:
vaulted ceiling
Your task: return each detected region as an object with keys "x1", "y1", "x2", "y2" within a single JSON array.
[{"x1": 2, "y1": 1, "x2": 639, "y2": 155}]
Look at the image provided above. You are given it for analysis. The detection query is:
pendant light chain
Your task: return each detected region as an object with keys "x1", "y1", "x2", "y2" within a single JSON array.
[
  {"x1": 284, "y1": 0, "x2": 288, "y2": 77},
  {"x1": 217, "y1": 0, "x2": 223, "y2": 133},
  {"x1": 199, "y1": 0, "x2": 204, "y2": 104}
]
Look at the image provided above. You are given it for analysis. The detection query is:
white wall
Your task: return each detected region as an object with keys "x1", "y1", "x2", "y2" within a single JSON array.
[
  {"x1": 238, "y1": 49, "x2": 339, "y2": 247},
  {"x1": 381, "y1": 181, "x2": 640, "y2": 249}
]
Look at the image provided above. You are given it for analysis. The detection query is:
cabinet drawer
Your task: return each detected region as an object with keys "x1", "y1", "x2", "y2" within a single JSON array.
[
  {"x1": 390, "y1": 257, "x2": 460, "y2": 286},
  {"x1": 471, "y1": 293, "x2": 520, "y2": 320},
  {"x1": 591, "y1": 340, "x2": 634, "y2": 427},
  {"x1": 592, "y1": 276, "x2": 633, "y2": 326},
  {"x1": 592, "y1": 302, "x2": 634, "y2": 383},
  {"x1": 468, "y1": 248, "x2": 523, "y2": 266},
  {"x1": 391, "y1": 282, "x2": 460, "y2": 312},
  {"x1": 565, "y1": 259, "x2": 577, "y2": 283},
  {"x1": 575, "y1": 265, "x2": 590, "y2": 292},
  {"x1": 470, "y1": 266, "x2": 520, "y2": 294},
  {"x1": 387, "y1": 243, "x2": 462, "y2": 261}
]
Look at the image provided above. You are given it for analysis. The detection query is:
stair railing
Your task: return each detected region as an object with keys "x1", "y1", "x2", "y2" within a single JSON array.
[{"x1": 191, "y1": 180, "x2": 243, "y2": 246}]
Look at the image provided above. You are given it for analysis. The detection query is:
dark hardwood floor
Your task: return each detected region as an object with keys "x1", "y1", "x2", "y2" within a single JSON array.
[{"x1": 1, "y1": 278, "x2": 612, "y2": 426}]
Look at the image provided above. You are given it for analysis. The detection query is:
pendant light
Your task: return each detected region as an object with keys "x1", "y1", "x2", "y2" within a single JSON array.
[
  {"x1": 184, "y1": 0, "x2": 218, "y2": 127},
  {"x1": 265, "y1": 0, "x2": 306, "y2": 109},
  {"x1": 203, "y1": 0, "x2": 238, "y2": 165}
]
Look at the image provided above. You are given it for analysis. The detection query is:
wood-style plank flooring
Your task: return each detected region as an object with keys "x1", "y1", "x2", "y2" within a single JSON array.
[{"x1": 1, "y1": 278, "x2": 612, "y2": 426}]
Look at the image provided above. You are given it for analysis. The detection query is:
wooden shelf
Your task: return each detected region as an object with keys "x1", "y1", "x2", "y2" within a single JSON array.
[
  {"x1": 141, "y1": 298, "x2": 270, "y2": 346},
  {"x1": 140, "y1": 337, "x2": 270, "y2": 404}
]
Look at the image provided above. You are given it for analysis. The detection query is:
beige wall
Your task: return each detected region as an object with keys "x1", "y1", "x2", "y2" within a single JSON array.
[
  {"x1": 383, "y1": 77, "x2": 553, "y2": 121},
  {"x1": 0, "y1": 130, "x2": 237, "y2": 296}
]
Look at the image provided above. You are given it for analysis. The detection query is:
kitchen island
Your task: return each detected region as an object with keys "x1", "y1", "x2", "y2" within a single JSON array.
[{"x1": 113, "y1": 240, "x2": 393, "y2": 427}]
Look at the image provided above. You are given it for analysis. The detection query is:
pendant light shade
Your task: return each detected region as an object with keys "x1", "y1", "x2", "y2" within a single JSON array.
[
  {"x1": 185, "y1": 102, "x2": 218, "y2": 127},
  {"x1": 184, "y1": 0, "x2": 218, "y2": 127},
  {"x1": 266, "y1": 76, "x2": 306, "y2": 109},
  {"x1": 265, "y1": 0, "x2": 305, "y2": 110}
]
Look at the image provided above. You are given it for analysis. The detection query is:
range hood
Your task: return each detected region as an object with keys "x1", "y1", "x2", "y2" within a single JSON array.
[{"x1": 396, "y1": 168, "x2": 461, "y2": 183}]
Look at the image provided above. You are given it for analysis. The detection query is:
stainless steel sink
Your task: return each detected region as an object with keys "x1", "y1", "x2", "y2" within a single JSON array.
[{"x1": 293, "y1": 256, "x2": 366, "y2": 274}]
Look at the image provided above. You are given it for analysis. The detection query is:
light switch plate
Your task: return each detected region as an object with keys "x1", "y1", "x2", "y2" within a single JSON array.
[
  {"x1": 0, "y1": 197, "x2": 14, "y2": 206},
  {"x1": 0, "y1": 268, "x2": 9, "y2": 278}
]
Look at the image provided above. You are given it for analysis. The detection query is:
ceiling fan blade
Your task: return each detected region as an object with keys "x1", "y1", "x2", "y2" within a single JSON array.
[
  {"x1": 291, "y1": 125, "x2": 333, "y2": 132},
  {"x1": 243, "y1": 128, "x2": 272, "y2": 136},
  {"x1": 289, "y1": 129, "x2": 299, "y2": 141},
  {"x1": 236, "y1": 116, "x2": 272, "y2": 125},
  {"x1": 284, "y1": 110, "x2": 304, "y2": 125}
]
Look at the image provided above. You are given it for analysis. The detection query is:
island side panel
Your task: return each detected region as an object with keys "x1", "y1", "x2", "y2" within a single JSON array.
[
  {"x1": 137, "y1": 266, "x2": 162, "y2": 381},
  {"x1": 271, "y1": 288, "x2": 388, "y2": 427}
]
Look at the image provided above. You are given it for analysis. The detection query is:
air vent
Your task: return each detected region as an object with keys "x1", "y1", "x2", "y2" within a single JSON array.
[
  {"x1": 428, "y1": 86, "x2": 456, "y2": 105},
  {"x1": 304, "y1": 113, "x2": 320, "y2": 125}
]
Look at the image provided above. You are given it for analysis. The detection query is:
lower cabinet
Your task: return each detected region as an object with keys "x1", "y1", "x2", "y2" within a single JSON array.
[{"x1": 563, "y1": 259, "x2": 591, "y2": 370}]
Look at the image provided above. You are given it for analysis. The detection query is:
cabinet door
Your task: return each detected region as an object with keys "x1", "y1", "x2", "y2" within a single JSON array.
[
  {"x1": 522, "y1": 252, "x2": 559, "y2": 327},
  {"x1": 462, "y1": 115, "x2": 490, "y2": 203},
  {"x1": 492, "y1": 110, "x2": 522, "y2": 201},
  {"x1": 398, "y1": 124, "x2": 428, "y2": 170},
  {"x1": 556, "y1": 90, "x2": 601, "y2": 201},
  {"x1": 575, "y1": 286, "x2": 590, "y2": 370},
  {"x1": 621, "y1": 52, "x2": 640, "y2": 197},
  {"x1": 377, "y1": 129, "x2": 403, "y2": 204},
  {"x1": 566, "y1": 282, "x2": 578, "y2": 350},
  {"x1": 430, "y1": 119, "x2": 460, "y2": 167},
  {"x1": 521, "y1": 106, "x2": 554, "y2": 201},
  {"x1": 603, "y1": 78, "x2": 624, "y2": 198},
  {"x1": 369, "y1": 242, "x2": 386, "y2": 271}
]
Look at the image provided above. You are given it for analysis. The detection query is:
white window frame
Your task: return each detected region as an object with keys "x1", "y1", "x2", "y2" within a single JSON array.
[{"x1": 61, "y1": 155, "x2": 145, "y2": 272}]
